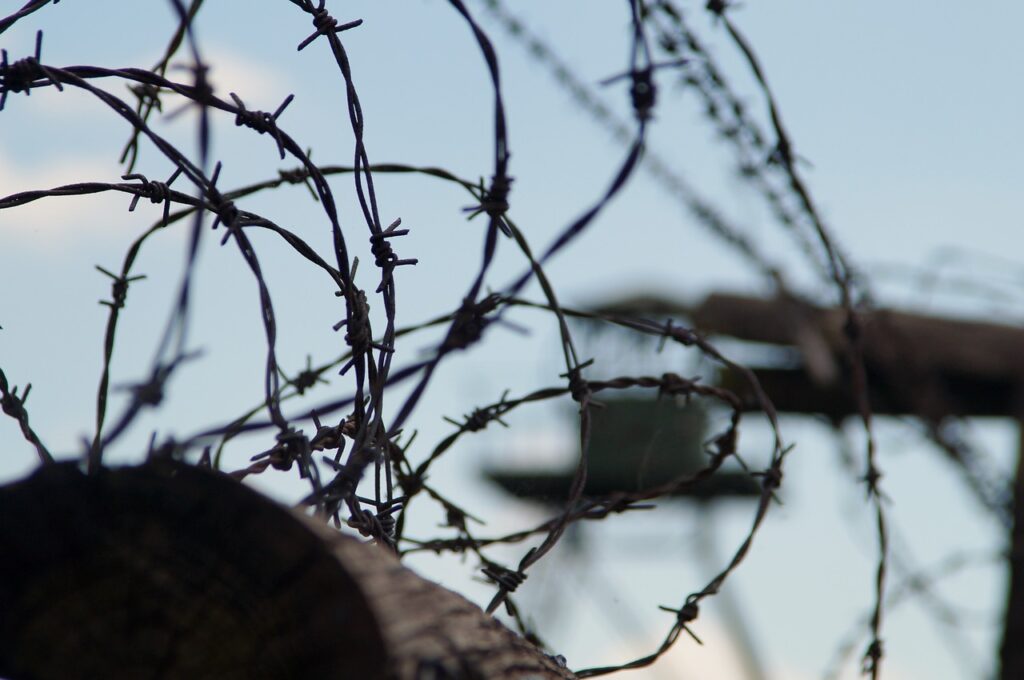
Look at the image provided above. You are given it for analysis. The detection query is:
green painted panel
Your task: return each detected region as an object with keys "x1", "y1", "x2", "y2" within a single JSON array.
[{"x1": 583, "y1": 397, "x2": 708, "y2": 487}]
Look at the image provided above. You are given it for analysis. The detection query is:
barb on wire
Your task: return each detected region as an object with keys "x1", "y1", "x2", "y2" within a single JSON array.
[
  {"x1": 295, "y1": 1, "x2": 363, "y2": 52},
  {"x1": 0, "y1": 30, "x2": 62, "y2": 110},
  {"x1": 369, "y1": 218, "x2": 418, "y2": 293},
  {"x1": 0, "y1": 369, "x2": 53, "y2": 465},
  {"x1": 122, "y1": 168, "x2": 183, "y2": 226},
  {"x1": 229, "y1": 92, "x2": 295, "y2": 159}
]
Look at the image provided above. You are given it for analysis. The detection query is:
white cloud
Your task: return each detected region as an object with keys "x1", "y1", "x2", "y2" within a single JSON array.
[
  {"x1": 4, "y1": 46, "x2": 290, "y2": 127},
  {"x1": 0, "y1": 47, "x2": 292, "y2": 252},
  {"x1": 156, "y1": 47, "x2": 291, "y2": 120},
  {"x1": 0, "y1": 151, "x2": 136, "y2": 251}
]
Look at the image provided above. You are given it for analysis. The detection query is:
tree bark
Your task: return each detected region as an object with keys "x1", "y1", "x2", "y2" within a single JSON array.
[{"x1": 0, "y1": 461, "x2": 574, "y2": 680}]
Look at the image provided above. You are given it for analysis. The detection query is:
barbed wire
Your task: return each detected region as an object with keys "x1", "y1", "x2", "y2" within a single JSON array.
[
  {"x1": 0, "y1": 0, "x2": 1002, "y2": 677},
  {"x1": 476, "y1": 0, "x2": 787, "y2": 290}
]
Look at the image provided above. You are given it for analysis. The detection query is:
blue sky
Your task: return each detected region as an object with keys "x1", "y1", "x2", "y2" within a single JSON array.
[{"x1": 2, "y1": 1, "x2": 1022, "y2": 678}]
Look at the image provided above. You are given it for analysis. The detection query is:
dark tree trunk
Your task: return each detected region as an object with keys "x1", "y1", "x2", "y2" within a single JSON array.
[{"x1": 0, "y1": 461, "x2": 574, "y2": 680}]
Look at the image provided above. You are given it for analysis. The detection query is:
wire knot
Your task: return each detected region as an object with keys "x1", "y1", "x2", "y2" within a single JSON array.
[
  {"x1": 310, "y1": 412, "x2": 345, "y2": 451},
  {"x1": 0, "y1": 32, "x2": 62, "y2": 111},
  {"x1": 346, "y1": 504, "x2": 400, "y2": 541},
  {"x1": 346, "y1": 507, "x2": 376, "y2": 537},
  {"x1": 0, "y1": 382, "x2": 30, "y2": 421},
  {"x1": 706, "y1": 426, "x2": 737, "y2": 459},
  {"x1": 481, "y1": 174, "x2": 512, "y2": 217},
  {"x1": 230, "y1": 92, "x2": 294, "y2": 159},
  {"x1": 201, "y1": 163, "x2": 242, "y2": 242},
  {"x1": 129, "y1": 82, "x2": 163, "y2": 111},
  {"x1": 657, "y1": 372, "x2": 699, "y2": 398},
  {"x1": 96, "y1": 265, "x2": 145, "y2": 310},
  {"x1": 482, "y1": 562, "x2": 526, "y2": 593},
  {"x1": 2, "y1": 55, "x2": 44, "y2": 93},
  {"x1": 251, "y1": 428, "x2": 309, "y2": 473},
  {"x1": 757, "y1": 463, "x2": 783, "y2": 491},
  {"x1": 629, "y1": 67, "x2": 657, "y2": 120},
  {"x1": 211, "y1": 198, "x2": 240, "y2": 242},
  {"x1": 133, "y1": 179, "x2": 171, "y2": 205},
  {"x1": 462, "y1": 407, "x2": 495, "y2": 432},
  {"x1": 344, "y1": 290, "x2": 370, "y2": 349},
  {"x1": 122, "y1": 168, "x2": 183, "y2": 218},
  {"x1": 275, "y1": 428, "x2": 311, "y2": 471},
  {"x1": 396, "y1": 470, "x2": 424, "y2": 497},
  {"x1": 658, "y1": 598, "x2": 704, "y2": 644},
  {"x1": 369, "y1": 218, "x2": 418, "y2": 292},
  {"x1": 464, "y1": 409, "x2": 490, "y2": 431},
  {"x1": 677, "y1": 600, "x2": 699, "y2": 624},
  {"x1": 706, "y1": 0, "x2": 731, "y2": 16},
  {"x1": 297, "y1": 2, "x2": 363, "y2": 51},
  {"x1": 284, "y1": 357, "x2": 328, "y2": 396},
  {"x1": 562, "y1": 359, "x2": 595, "y2": 405},
  {"x1": 861, "y1": 639, "x2": 884, "y2": 675},
  {"x1": 444, "y1": 396, "x2": 510, "y2": 433},
  {"x1": 130, "y1": 373, "x2": 166, "y2": 407},
  {"x1": 277, "y1": 167, "x2": 308, "y2": 184},
  {"x1": 377, "y1": 512, "x2": 397, "y2": 537},
  {"x1": 463, "y1": 175, "x2": 514, "y2": 235},
  {"x1": 334, "y1": 288, "x2": 387, "y2": 375},
  {"x1": 862, "y1": 463, "x2": 883, "y2": 492},
  {"x1": 600, "y1": 59, "x2": 684, "y2": 122},
  {"x1": 441, "y1": 294, "x2": 502, "y2": 352}
]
